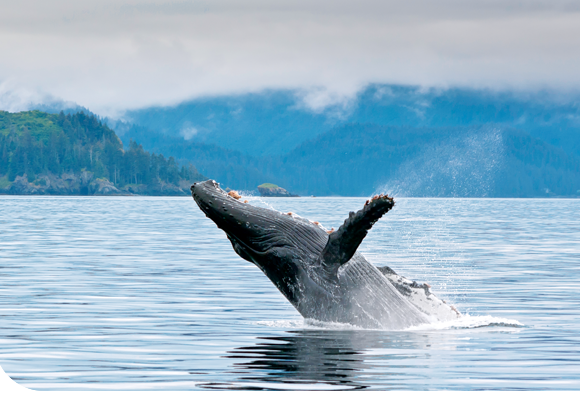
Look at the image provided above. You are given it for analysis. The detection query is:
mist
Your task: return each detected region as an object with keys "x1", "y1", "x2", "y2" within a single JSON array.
[{"x1": 1, "y1": 1, "x2": 580, "y2": 116}]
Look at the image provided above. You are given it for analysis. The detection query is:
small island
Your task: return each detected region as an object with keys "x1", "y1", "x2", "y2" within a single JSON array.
[{"x1": 257, "y1": 183, "x2": 298, "y2": 197}]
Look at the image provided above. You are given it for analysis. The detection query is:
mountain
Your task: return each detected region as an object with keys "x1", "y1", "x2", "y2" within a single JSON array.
[
  {"x1": 11, "y1": 84, "x2": 579, "y2": 197},
  {"x1": 124, "y1": 85, "x2": 580, "y2": 158},
  {"x1": 0, "y1": 110, "x2": 206, "y2": 195}
]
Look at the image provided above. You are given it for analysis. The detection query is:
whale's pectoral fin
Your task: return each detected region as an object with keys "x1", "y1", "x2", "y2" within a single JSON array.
[{"x1": 318, "y1": 194, "x2": 395, "y2": 280}]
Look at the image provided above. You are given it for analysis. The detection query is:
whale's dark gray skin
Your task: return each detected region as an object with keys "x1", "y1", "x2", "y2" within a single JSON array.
[{"x1": 191, "y1": 180, "x2": 460, "y2": 329}]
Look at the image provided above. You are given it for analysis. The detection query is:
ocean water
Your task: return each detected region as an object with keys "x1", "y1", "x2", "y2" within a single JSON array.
[{"x1": 0, "y1": 195, "x2": 579, "y2": 390}]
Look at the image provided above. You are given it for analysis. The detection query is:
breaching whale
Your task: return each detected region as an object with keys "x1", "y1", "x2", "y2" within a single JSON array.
[{"x1": 191, "y1": 180, "x2": 460, "y2": 329}]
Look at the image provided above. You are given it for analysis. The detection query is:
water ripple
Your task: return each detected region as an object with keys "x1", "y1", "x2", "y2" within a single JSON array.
[{"x1": 0, "y1": 196, "x2": 579, "y2": 390}]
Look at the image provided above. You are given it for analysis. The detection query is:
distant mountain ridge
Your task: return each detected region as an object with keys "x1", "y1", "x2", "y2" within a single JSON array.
[
  {"x1": 115, "y1": 84, "x2": 580, "y2": 197},
  {"x1": 124, "y1": 84, "x2": 580, "y2": 158}
]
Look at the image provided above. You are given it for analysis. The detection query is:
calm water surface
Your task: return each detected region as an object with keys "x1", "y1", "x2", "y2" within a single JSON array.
[{"x1": 0, "y1": 196, "x2": 579, "y2": 390}]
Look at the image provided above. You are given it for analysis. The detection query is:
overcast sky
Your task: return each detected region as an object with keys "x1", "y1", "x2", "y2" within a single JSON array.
[{"x1": 1, "y1": 0, "x2": 580, "y2": 116}]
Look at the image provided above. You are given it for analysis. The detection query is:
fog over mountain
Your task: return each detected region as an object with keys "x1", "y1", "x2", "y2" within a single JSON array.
[
  {"x1": 108, "y1": 84, "x2": 580, "y2": 197},
  {"x1": 124, "y1": 85, "x2": 580, "y2": 157},
  {"x1": 2, "y1": 1, "x2": 580, "y2": 115}
]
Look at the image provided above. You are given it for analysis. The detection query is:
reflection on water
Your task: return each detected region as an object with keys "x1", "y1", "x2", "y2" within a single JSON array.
[
  {"x1": 213, "y1": 330, "x2": 374, "y2": 390},
  {"x1": 227, "y1": 331, "x2": 377, "y2": 394},
  {"x1": 1, "y1": 196, "x2": 579, "y2": 390},
  {"x1": 204, "y1": 315, "x2": 568, "y2": 391}
]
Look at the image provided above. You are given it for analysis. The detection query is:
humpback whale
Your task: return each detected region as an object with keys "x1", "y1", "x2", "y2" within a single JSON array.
[{"x1": 191, "y1": 180, "x2": 460, "y2": 330}]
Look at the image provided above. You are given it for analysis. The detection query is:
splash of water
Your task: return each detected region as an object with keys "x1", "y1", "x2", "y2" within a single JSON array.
[{"x1": 379, "y1": 128, "x2": 505, "y2": 197}]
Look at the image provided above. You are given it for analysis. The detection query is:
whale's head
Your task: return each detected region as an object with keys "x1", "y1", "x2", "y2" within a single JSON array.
[{"x1": 191, "y1": 180, "x2": 329, "y2": 285}]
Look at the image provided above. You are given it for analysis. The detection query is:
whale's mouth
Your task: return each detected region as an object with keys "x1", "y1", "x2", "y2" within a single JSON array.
[
  {"x1": 190, "y1": 180, "x2": 248, "y2": 222},
  {"x1": 191, "y1": 180, "x2": 328, "y2": 265},
  {"x1": 191, "y1": 180, "x2": 250, "y2": 226},
  {"x1": 190, "y1": 180, "x2": 294, "y2": 257}
]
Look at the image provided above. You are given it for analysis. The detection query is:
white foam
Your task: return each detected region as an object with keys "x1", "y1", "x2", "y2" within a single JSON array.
[
  {"x1": 256, "y1": 314, "x2": 524, "y2": 331},
  {"x1": 404, "y1": 314, "x2": 524, "y2": 331},
  {"x1": 256, "y1": 319, "x2": 365, "y2": 330},
  {"x1": 256, "y1": 320, "x2": 308, "y2": 329}
]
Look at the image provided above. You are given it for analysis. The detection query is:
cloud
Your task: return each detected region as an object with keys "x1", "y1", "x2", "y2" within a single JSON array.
[
  {"x1": 1, "y1": 1, "x2": 580, "y2": 116},
  {"x1": 0, "y1": 81, "x2": 41, "y2": 113},
  {"x1": 180, "y1": 124, "x2": 198, "y2": 140}
]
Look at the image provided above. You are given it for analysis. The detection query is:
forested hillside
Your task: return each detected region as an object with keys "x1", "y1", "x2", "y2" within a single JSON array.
[{"x1": 0, "y1": 111, "x2": 205, "y2": 195}]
